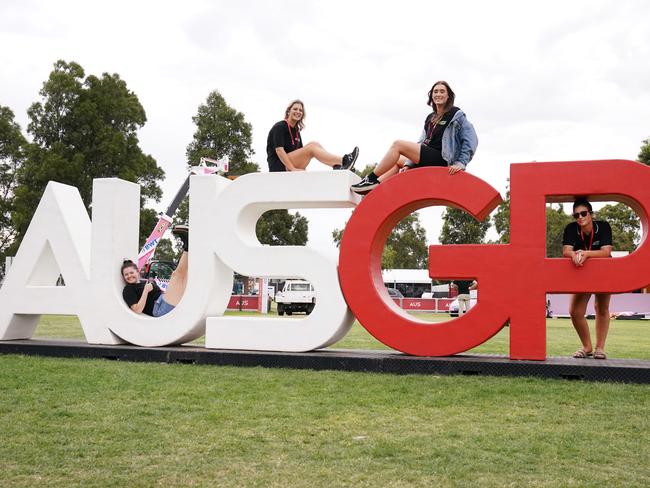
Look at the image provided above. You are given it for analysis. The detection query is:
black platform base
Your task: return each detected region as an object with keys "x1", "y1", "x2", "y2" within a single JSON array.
[{"x1": 1, "y1": 339, "x2": 648, "y2": 384}]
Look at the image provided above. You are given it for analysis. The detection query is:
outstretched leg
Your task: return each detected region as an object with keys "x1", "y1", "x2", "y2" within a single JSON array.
[
  {"x1": 352, "y1": 142, "x2": 420, "y2": 194},
  {"x1": 287, "y1": 142, "x2": 358, "y2": 170},
  {"x1": 288, "y1": 141, "x2": 340, "y2": 167},
  {"x1": 378, "y1": 156, "x2": 408, "y2": 182},
  {"x1": 374, "y1": 140, "x2": 421, "y2": 177},
  {"x1": 163, "y1": 251, "x2": 188, "y2": 306},
  {"x1": 163, "y1": 224, "x2": 189, "y2": 307}
]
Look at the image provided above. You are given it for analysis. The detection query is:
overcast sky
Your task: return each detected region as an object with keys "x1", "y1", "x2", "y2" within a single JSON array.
[{"x1": 2, "y1": 0, "x2": 649, "y2": 259}]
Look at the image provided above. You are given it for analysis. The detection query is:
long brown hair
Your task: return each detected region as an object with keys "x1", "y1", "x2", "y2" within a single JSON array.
[
  {"x1": 284, "y1": 99, "x2": 305, "y2": 130},
  {"x1": 427, "y1": 81, "x2": 456, "y2": 120}
]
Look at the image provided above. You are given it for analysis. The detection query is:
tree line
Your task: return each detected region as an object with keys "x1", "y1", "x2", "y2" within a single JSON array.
[
  {"x1": 0, "y1": 60, "x2": 307, "y2": 272},
  {"x1": 1, "y1": 60, "x2": 648, "y2": 275}
]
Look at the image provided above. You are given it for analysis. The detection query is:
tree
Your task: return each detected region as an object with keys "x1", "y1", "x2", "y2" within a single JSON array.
[
  {"x1": 333, "y1": 213, "x2": 428, "y2": 269},
  {"x1": 11, "y1": 60, "x2": 164, "y2": 252},
  {"x1": 439, "y1": 207, "x2": 491, "y2": 244},
  {"x1": 152, "y1": 237, "x2": 180, "y2": 262},
  {"x1": 256, "y1": 210, "x2": 308, "y2": 246},
  {"x1": 354, "y1": 164, "x2": 375, "y2": 178},
  {"x1": 180, "y1": 90, "x2": 308, "y2": 246},
  {"x1": 384, "y1": 214, "x2": 428, "y2": 268},
  {"x1": 492, "y1": 182, "x2": 510, "y2": 244},
  {"x1": 0, "y1": 105, "x2": 27, "y2": 267},
  {"x1": 596, "y1": 203, "x2": 639, "y2": 252},
  {"x1": 546, "y1": 203, "x2": 572, "y2": 257},
  {"x1": 638, "y1": 137, "x2": 650, "y2": 166},
  {"x1": 185, "y1": 90, "x2": 258, "y2": 175}
]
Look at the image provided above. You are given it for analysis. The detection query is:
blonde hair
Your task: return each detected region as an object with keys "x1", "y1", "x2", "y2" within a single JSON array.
[{"x1": 284, "y1": 99, "x2": 305, "y2": 130}]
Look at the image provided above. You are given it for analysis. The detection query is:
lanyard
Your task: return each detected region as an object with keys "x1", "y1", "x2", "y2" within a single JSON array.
[
  {"x1": 580, "y1": 228, "x2": 594, "y2": 250},
  {"x1": 426, "y1": 115, "x2": 440, "y2": 141},
  {"x1": 286, "y1": 121, "x2": 300, "y2": 148},
  {"x1": 426, "y1": 122, "x2": 438, "y2": 141}
]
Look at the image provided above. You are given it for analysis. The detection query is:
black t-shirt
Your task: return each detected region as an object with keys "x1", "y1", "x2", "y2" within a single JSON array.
[
  {"x1": 562, "y1": 220, "x2": 612, "y2": 251},
  {"x1": 455, "y1": 280, "x2": 473, "y2": 295},
  {"x1": 122, "y1": 281, "x2": 162, "y2": 317},
  {"x1": 266, "y1": 120, "x2": 303, "y2": 172},
  {"x1": 423, "y1": 106, "x2": 460, "y2": 150}
]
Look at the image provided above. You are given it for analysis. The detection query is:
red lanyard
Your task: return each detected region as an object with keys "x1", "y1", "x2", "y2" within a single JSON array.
[
  {"x1": 286, "y1": 121, "x2": 300, "y2": 148},
  {"x1": 580, "y1": 228, "x2": 594, "y2": 250},
  {"x1": 426, "y1": 118, "x2": 439, "y2": 140},
  {"x1": 426, "y1": 111, "x2": 446, "y2": 140}
]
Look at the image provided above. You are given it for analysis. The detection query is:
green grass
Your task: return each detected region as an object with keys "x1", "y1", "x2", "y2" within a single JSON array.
[
  {"x1": 1, "y1": 312, "x2": 646, "y2": 486},
  {"x1": 0, "y1": 355, "x2": 648, "y2": 487},
  {"x1": 34, "y1": 312, "x2": 650, "y2": 359}
]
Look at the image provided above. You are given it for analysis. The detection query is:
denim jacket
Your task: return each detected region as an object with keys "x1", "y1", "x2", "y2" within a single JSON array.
[{"x1": 416, "y1": 109, "x2": 478, "y2": 169}]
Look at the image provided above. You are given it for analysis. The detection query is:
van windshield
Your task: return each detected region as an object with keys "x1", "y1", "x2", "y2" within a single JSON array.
[{"x1": 290, "y1": 283, "x2": 311, "y2": 291}]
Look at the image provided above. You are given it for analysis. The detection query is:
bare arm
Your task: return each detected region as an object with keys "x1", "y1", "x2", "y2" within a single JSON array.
[
  {"x1": 563, "y1": 245, "x2": 612, "y2": 267},
  {"x1": 581, "y1": 246, "x2": 612, "y2": 259},
  {"x1": 275, "y1": 147, "x2": 301, "y2": 171},
  {"x1": 562, "y1": 245, "x2": 578, "y2": 259},
  {"x1": 130, "y1": 282, "x2": 153, "y2": 314}
]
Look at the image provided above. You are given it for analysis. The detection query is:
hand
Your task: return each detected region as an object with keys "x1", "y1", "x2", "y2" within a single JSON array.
[
  {"x1": 144, "y1": 282, "x2": 154, "y2": 293},
  {"x1": 573, "y1": 250, "x2": 586, "y2": 267},
  {"x1": 399, "y1": 165, "x2": 410, "y2": 173},
  {"x1": 448, "y1": 164, "x2": 465, "y2": 175}
]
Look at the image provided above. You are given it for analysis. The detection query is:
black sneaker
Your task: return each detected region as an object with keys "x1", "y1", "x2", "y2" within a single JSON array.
[
  {"x1": 172, "y1": 224, "x2": 189, "y2": 252},
  {"x1": 350, "y1": 175, "x2": 379, "y2": 194},
  {"x1": 340, "y1": 146, "x2": 359, "y2": 171}
]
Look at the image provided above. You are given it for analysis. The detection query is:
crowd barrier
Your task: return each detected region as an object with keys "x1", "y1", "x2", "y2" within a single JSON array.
[{"x1": 226, "y1": 296, "x2": 456, "y2": 313}]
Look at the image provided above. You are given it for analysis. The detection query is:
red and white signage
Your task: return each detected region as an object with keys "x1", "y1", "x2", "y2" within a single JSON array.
[{"x1": 0, "y1": 161, "x2": 648, "y2": 359}]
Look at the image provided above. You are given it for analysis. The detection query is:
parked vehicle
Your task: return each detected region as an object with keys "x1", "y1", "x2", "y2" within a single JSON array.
[
  {"x1": 275, "y1": 280, "x2": 316, "y2": 315},
  {"x1": 387, "y1": 287, "x2": 404, "y2": 299},
  {"x1": 140, "y1": 260, "x2": 176, "y2": 280}
]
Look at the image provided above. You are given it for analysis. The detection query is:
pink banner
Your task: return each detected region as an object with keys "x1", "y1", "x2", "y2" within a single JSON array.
[{"x1": 137, "y1": 215, "x2": 173, "y2": 270}]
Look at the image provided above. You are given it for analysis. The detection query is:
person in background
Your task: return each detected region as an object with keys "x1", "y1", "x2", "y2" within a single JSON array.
[
  {"x1": 121, "y1": 225, "x2": 190, "y2": 317},
  {"x1": 562, "y1": 198, "x2": 613, "y2": 359},
  {"x1": 267, "y1": 99, "x2": 358, "y2": 172},
  {"x1": 351, "y1": 80, "x2": 477, "y2": 194},
  {"x1": 451, "y1": 279, "x2": 477, "y2": 316}
]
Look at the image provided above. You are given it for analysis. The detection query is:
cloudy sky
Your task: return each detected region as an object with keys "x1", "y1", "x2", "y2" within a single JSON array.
[{"x1": 2, "y1": 0, "x2": 649, "y2": 259}]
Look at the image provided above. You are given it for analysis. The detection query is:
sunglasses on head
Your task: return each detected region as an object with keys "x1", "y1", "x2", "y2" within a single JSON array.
[{"x1": 572, "y1": 210, "x2": 590, "y2": 219}]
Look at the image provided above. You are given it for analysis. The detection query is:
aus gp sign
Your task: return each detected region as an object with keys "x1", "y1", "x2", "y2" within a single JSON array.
[{"x1": 0, "y1": 161, "x2": 648, "y2": 360}]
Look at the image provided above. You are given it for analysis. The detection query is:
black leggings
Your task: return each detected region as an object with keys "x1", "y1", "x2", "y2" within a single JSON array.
[{"x1": 418, "y1": 144, "x2": 447, "y2": 167}]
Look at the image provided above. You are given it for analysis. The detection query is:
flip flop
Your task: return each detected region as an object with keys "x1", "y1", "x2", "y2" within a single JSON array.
[
  {"x1": 572, "y1": 349, "x2": 593, "y2": 359},
  {"x1": 593, "y1": 350, "x2": 607, "y2": 360}
]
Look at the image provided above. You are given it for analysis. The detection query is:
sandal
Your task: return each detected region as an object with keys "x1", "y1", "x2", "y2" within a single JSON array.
[
  {"x1": 593, "y1": 350, "x2": 607, "y2": 360},
  {"x1": 572, "y1": 348, "x2": 593, "y2": 359}
]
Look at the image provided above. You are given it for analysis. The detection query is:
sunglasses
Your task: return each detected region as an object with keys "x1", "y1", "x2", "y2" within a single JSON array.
[{"x1": 572, "y1": 210, "x2": 590, "y2": 219}]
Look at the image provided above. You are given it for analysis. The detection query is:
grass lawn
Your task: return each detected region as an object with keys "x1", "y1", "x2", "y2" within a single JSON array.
[
  {"x1": 34, "y1": 311, "x2": 650, "y2": 359},
  {"x1": 0, "y1": 313, "x2": 647, "y2": 486}
]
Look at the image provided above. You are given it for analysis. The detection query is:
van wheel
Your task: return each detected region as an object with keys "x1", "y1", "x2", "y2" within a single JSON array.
[
  {"x1": 286, "y1": 310, "x2": 293, "y2": 316},
  {"x1": 277, "y1": 304, "x2": 284, "y2": 316},
  {"x1": 306, "y1": 304, "x2": 315, "y2": 315}
]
